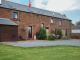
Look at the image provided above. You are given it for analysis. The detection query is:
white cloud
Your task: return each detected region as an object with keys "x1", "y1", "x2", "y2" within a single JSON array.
[
  {"x1": 32, "y1": 0, "x2": 46, "y2": 9},
  {"x1": 71, "y1": 0, "x2": 80, "y2": 10},
  {"x1": 6, "y1": 0, "x2": 80, "y2": 12},
  {"x1": 33, "y1": 0, "x2": 80, "y2": 12}
]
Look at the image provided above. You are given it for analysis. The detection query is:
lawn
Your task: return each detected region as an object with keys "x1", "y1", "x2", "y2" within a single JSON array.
[{"x1": 0, "y1": 44, "x2": 80, "y2": 60}]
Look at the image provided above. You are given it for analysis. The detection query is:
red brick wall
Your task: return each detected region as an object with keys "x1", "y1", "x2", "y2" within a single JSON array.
[
  {"x1": 18, "y1": 12, "x2": 52, "y2": 39},
  {"x1": 0, "y1": 7, "x2": 72, "y2": 40},
  {"x1": 0, "y1": 7, "x2": 11, "y2": 19},
  {"x1": 50, "y1": 17, "x2": 72, "y2": 38},
  {"x1": 71, "y1": 33, "x2": 80, "y2": 39}
]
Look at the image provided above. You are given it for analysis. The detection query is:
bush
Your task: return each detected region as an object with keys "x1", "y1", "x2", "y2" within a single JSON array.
[
  {"x1": 48, "y1": 35, "x2": 56, "y2": 40},
  {"x1": 55, "y1": 29, "x2": 63, "y2": 39},
  {"x1": 36, "y1": 27, "x2": 47, "y2": 40}
]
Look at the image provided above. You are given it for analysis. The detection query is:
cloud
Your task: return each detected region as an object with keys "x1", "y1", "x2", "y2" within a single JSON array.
[
  {"x1": 33, "y1": 0, "x2": 80, "y2": 12},
  {"x1": 7, "y1": 0, "x2": 80, "y2": 12},
  {"x1": 71, "y1": 0, "x2": 80, "y2": 10},
  {"x1": 32, "y1": 0, "x2": 47, "y2": 9}
]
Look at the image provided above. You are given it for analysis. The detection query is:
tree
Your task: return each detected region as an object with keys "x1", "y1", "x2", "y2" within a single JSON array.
[{"x1": 36, "y1": 27, "x2": 47, "y2": 40}]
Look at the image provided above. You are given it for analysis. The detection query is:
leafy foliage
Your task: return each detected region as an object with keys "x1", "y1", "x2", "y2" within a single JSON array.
[
  {"x1": 48, "y1": 34, "x2": 56, "y2": 40},
  {"x1": 55, "y1": 29, "x2": 63, "y2": 39},
  {"x1": 36, "y1": 27, "x2": 47, "y2": 40}
]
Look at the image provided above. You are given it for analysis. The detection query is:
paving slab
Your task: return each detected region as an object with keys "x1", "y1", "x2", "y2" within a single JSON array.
[{"x1": 1, "y1": 39, "x2": 80, "y2": 47}]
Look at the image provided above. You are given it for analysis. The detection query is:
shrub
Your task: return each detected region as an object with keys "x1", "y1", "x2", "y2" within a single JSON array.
[
  {"x1": 48, "y1": 35, "x2": 56, "y2": 40},
  {"x1": 36, "y1": 27, "x2": 47, "y2": 40},
  {"x1": 55, "y1": 29, "x2": 63, "y2": 39}
]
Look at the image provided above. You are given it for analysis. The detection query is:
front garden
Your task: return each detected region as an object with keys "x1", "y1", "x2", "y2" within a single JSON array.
[
  {"x1": 0, "y1": 44, "x2": 80, "y2": 60},
  {"x1": 36, "y1": 26, "x2": 63, "y2": 40}
]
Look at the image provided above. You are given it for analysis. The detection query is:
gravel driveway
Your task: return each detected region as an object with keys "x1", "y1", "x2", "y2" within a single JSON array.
[{"x1": 1, "y1": 39, "x2": 80, "y2": 47}]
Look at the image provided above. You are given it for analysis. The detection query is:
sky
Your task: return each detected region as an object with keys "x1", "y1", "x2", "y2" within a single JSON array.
[{"x1": 7, "y1": 0, "x2": 80, "y2": 24}]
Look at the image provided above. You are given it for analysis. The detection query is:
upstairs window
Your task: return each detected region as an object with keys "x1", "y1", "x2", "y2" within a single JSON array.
[
  {"x1": 51, "y1": 19, "x2": 53, "y2": 23},
  {"x1": 12, "y1": 11, "x2": 18, "y2": 19},
  {"x1": 41, "y1": 23, "x2": 44, "y2": 27},
  {"x1": 59, "y1": 21, "x2": 62, "y2": 26}
]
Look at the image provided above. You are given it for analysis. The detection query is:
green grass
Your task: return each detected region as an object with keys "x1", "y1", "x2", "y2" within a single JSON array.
[{"x1": 0, "y1": 44, "x2": 80, "y2": 60}]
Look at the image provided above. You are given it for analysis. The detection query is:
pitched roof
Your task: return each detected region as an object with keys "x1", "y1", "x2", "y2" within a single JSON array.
[
  {"x1": 0, "y1": 0, "x2": 68, "y2": 19},
  {"x1": 0, "y1": 18, "x2": 17, "y2": 25}
]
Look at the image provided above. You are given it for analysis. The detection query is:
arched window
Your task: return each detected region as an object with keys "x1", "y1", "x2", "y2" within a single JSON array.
[
  {"x1": 51, "y1": 19, "x2": 53, "y2": 23},
  {"x1": 41, "y1": 23, "x2": 44, "y2": 27},
  {"x1": 59, "y1": 21, "x2": 62, "y2": 26}
]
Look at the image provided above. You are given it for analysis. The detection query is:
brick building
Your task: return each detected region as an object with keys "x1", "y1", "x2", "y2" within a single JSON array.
[
  {"x1": 71, "y1": 24, "x2": 80, "y2": 39},
  {"x1": 0, "y1": 0, "x2": 72, "y2": 41},
  {"x1": 71, "y1": 29, "x2": 80, "y2": 39}
]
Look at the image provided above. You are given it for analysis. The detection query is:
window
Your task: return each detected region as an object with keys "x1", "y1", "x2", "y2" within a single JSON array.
[
  {"x1": 59, "y1": 21, "x2": 62, "y2": 25},
  {"x1": 12, "y1": 11, "x2": 18, "y2": 19},
  {"x1": 41, "y1": 23, "x2": 44, "y2": 27},
  {"x1": 51, "y1": 19, "x2": 53, "y2": 23}
]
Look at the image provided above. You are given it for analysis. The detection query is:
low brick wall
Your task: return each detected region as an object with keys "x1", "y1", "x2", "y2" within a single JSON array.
[{"x1": 71, "y1": 33, "x2": 80, "y2": 39}]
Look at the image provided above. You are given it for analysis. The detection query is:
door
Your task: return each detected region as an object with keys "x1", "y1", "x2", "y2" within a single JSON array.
[
  {"x1": 0, "y1": 29, "x2": 3, "y2": 42},
  {"x1": 62, "y1": 29, "x2": 66, "y2": 38},
  {"x1": 46, "y1": 27, "x2": 49, "y2": 39},
  {"x1": 0, "y1": 26, "x2": 11, "y2": 41},
  {"x1": 27, "y1": 26, "x2": 32, "y2": 39},
  {"x1": 1, "y1": 28, "x2": 11, "y2": 41}
]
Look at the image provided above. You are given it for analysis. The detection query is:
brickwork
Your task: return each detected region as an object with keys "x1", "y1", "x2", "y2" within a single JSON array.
[{"x1": 0, "y1": 7, "x2": 72, "y2": 41}]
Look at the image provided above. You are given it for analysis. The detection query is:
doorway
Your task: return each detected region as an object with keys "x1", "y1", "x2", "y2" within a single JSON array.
[
  {"x1": 0, "y1": 29, "x2": 3, "y2": 42},
  {"x1": 27, "y1": 26, "x2": 32, "y2": 39}
]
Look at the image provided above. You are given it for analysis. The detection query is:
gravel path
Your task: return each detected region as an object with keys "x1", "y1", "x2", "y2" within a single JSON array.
[{"x1": 1, "y1": 39, "x2": 80, "y2": 47}]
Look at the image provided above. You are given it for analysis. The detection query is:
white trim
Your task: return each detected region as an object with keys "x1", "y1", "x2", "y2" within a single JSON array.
[{"x1": 72, "y1": 29, "x2": 80, "y2": 33}]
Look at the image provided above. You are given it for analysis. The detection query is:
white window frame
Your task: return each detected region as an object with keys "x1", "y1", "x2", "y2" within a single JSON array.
[
  {"x1": 51, "y1": 19, "x2": 53, "y2": 23},
  {"x1": 12, "y1": 12, "x2": 18, "y2": 19}
]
